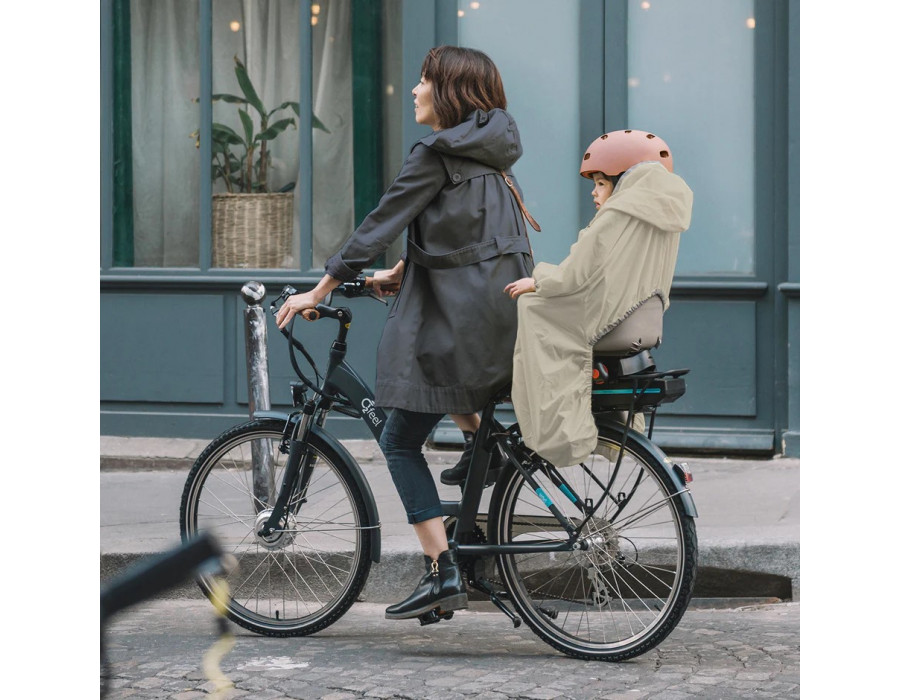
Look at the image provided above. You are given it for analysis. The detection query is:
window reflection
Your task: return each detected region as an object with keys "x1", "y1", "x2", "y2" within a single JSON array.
[{"x1": 628, "y1": 0, "x2": 755, "y2": 275}]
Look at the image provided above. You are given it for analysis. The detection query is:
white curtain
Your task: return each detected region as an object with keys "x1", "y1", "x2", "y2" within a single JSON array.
[
  {"x1": 130, "y1": 0, "x2": 201, "y2": 267},
  {"x1": 128, "y1": 0, "x2": 351, "y2": 268},
  {"x1": 311, "y1": 0, "x2": 354, "y2": 267}
]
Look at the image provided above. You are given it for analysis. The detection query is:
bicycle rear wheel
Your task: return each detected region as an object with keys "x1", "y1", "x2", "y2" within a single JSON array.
[
  {"x1": 180, "y1": 419, "x2": 373, "y2": 637},
  {"x1": 489, "y1": 423, "x2": 697, "y2": 661}
]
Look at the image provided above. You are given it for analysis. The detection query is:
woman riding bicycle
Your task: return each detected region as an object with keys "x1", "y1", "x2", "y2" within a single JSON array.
[{"x1": 275, "y1": 46, "x2": 534, "y2": 620}]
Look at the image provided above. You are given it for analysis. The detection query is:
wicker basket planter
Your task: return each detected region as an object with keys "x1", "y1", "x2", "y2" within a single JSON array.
[{"x1": 212, "y1": 192, "x2": 293, "y2": 268}]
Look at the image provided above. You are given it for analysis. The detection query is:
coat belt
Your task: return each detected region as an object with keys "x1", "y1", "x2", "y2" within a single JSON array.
[{"x1": 406, "y1": 235, "x2": 531, "y2": 269}]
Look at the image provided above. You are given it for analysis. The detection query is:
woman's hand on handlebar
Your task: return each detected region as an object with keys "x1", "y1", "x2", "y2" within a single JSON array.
[
  {"x1": 504, "y1": 277, "x2": 536, "y2": 300},
  {"x1": 371, "y1": 259, "x2": 404, "y2": 297},
  {"x1": 275, "y1": 290, "x2": 320, "y2": 328},
  {"x1": 275, "y1": 275, "x2": 340, "y2": 328}
]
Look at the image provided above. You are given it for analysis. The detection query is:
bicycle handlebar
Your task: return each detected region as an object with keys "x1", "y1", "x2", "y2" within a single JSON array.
[
  {"x1": 270, "y1": 275, "x2": 394, "y2": 323},
  {"x1": 268, "y1": 275, "x2": 392, "y2": 401}
]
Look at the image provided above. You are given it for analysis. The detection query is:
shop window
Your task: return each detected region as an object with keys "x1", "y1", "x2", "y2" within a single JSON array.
[{"x1": 107, "y1": 0, "x2": 394, "y2": 270}]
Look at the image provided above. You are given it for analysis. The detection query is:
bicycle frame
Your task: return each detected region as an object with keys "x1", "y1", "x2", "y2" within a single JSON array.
[{"x1": 260, "y1": 300, "x2": 586, "y2": 558}]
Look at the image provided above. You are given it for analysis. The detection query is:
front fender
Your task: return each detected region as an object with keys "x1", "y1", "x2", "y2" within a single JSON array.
[
  {"x1": 595, "y1": 417, "x2": 698, "y2": 518},
  {"x1": 253, "y1": 410, "x2": 382, "y2": 562}
]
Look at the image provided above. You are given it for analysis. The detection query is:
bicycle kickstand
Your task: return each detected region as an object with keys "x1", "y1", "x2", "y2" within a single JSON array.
[{"x1": 471, "y1": 578, "x2": 521, "y2": 628}]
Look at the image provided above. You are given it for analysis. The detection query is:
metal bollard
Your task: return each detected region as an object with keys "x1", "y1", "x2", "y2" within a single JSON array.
[{"x1": 241, "y1": 281, "x2": 275, "y2": 509}]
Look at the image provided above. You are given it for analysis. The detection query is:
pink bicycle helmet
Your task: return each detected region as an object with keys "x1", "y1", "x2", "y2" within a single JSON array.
[{"x1": 580, "y1": 129, "x2": 673, "y2": 178}]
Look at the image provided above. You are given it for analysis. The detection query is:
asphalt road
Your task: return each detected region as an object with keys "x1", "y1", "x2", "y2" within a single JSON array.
[{"x1": 101, "y1": 600, "x2": 800, "y2": 699}]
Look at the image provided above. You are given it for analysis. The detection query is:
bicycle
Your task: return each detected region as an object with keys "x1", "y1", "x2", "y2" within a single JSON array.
[{"x1": 179, "y1": 277, "x2": 698, "y2": 661}]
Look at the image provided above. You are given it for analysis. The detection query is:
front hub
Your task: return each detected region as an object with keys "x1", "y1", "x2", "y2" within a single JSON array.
[{"x1": 254, "y1": 509, "x2": 296, "y2": 550}]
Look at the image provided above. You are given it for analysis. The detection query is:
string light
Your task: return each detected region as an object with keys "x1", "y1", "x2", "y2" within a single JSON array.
[
  {"x1": 229, "y1": 21, "x2": 240, "y2": 32},
  {"x1": 641, "y1": 1, "x2": 650, "y2": 9},
  {"x1": 746, "y1": 17, "x2": 756, "y2": 29},
  {"x1": 470, "y1": 2, "x2": 481, "y2": 8},
  {"x1": 458, "y1": 10, "x2": 465, "y2": 17}
]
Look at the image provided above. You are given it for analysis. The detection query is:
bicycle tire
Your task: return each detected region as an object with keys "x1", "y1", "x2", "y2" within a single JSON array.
[
  {"x1": 488, "y1": 422, "x2": 697, "y2": 661},
  {"x1": 180, "y1": 419, "x2": 373, "y2": 637}
]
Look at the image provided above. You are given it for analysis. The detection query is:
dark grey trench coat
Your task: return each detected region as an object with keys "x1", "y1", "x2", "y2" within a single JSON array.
[{"x1": 325, "y1": 108, "x2": 535, "y2": 413}]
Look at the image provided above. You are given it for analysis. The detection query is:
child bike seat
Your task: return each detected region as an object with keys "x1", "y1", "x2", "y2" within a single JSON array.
[{"x1": 592, "y1": 294, "x2": 664, "y2": 357}]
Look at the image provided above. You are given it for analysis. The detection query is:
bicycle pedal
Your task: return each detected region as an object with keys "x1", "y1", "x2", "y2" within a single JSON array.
[{"x1": 417, "y1": 608, "x2": 455, "y2": 626}]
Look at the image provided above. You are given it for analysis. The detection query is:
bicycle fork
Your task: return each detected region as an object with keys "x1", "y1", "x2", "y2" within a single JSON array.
[{"x1": 257, "y1": 402, "x2": 317, "y2": 539}]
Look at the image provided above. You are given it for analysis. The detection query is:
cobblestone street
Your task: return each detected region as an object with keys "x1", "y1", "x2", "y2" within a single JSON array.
[{"x1": 101, "y1": 600, "x2": 799, "y2": 699}]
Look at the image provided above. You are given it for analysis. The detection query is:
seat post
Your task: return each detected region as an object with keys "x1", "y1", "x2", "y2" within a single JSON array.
[{"x1": 448, "y1": 400, "x2": 499, "y2": 540}]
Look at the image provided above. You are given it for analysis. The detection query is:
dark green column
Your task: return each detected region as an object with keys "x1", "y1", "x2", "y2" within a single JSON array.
[
  {"x1": 112, "y1": 0, "x2": 134, "y2": 266},
  {"x1": 352, "y1": 0, "x2": 383, "y2": 230}
]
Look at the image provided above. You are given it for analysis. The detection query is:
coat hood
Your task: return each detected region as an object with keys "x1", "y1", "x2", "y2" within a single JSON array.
[
  {"x1": 602, "y1": 162, "x2": 693, "y2": 233},
  {"x1": 420, "y1": 108, "x2": 523, "y2": 171}
]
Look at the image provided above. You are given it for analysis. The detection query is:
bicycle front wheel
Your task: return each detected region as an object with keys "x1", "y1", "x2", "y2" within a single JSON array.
[
  {"x1": 180, "y1": 419, "x2": 373, "y2": 637},
  {"x1": 489, "y1": 423, "x2": 697, "y2": 661}
]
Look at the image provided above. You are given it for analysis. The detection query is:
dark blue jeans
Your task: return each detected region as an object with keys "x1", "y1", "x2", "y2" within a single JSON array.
[{"x1": 378, "y1": 408, "x2": 445, "y2": 524}]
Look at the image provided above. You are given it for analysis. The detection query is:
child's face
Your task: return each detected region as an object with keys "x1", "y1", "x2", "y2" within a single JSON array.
[{"x1": 591, "y1": 173, "x2": 615, "y2": 210}]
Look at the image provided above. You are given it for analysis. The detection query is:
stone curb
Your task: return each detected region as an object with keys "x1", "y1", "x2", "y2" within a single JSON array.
[{"x1": 101, "y1": 542, "x2": 799, "y2": 604}]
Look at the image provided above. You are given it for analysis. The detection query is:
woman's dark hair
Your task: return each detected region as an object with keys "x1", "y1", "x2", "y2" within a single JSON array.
[{"x1": 420, "y1": 46, "x2": 507, "y2": 129}]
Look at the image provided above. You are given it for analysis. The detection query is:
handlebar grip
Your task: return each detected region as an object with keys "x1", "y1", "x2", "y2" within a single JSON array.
[{"x1": 367, "y1": 277, "x2": 400, "y2": 293}]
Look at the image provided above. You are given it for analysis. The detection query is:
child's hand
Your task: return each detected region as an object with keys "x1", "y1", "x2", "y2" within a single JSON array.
[{"x1": 504, "y1": 277, "x2": 536, "y2": 299}]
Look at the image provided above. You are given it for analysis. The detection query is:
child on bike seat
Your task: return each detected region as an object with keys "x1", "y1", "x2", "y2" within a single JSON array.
[{"x1": 503, "y1": 130, "x2": 693, "y2": 467}]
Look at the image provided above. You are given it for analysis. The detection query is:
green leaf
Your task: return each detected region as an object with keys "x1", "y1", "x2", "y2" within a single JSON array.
[
  {"x1": 211, "y1": 122, "x2": 245, "y2": 146},
  {"x1": 286, "y1": 102, "x2": 330, "y2": 133},
  {"x1": 255, "y1": 117, "x2": 296, "y2": 142},
  {"x1": 233, "y1": 56, "x2": 266, "y2": 117},
  {"x1": 212, "y1": 93, "x2": 248, "y2": 105},
  {"x1": 313, "y1": 114, "x2": 330, "y2": 133},
  {"x1": 239, "y1": 109, "x2": 255, "y2": 145},
  {"x1": 268, "y1": 101, "x2": 299, "y2": 118}
]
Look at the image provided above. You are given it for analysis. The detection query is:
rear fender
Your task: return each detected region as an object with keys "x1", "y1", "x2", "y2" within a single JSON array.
[{"x1": 595, "y1": 417, "x2": 699, "y2": 518}]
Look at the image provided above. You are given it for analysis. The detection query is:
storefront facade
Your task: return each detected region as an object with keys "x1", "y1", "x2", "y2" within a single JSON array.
[{"x1": 100, "y1": 0, "x2": 800, "y2": 456}]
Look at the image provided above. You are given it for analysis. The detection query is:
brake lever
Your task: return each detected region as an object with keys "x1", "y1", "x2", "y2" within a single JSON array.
[{"x1": 269, "y1": 285, "x2": 298, "y2": 316}]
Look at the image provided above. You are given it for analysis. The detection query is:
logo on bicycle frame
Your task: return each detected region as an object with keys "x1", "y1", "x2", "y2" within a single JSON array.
[{"x1": 361, "y1": 398, "x2": 383, "y2": 427}]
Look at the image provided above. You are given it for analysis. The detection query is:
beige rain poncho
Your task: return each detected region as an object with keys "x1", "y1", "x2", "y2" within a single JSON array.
[{"x1": 510, "y1": 162, "x2": 693, "y2": 466}]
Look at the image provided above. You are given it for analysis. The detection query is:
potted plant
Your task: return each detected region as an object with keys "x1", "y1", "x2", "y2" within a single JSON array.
[{"x1": 196, "y1": 56, "x2": 328, "y2": 268}]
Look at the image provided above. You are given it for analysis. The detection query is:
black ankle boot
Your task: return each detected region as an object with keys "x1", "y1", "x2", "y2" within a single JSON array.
[
  {"x1": 440, "y1": 431, "x2": 475, "y2": 486},
  {"x1": 384, "y1": 549, "x2": 467, "y2": 620}
]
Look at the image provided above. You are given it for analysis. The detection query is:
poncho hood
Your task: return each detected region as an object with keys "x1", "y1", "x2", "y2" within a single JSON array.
[
  {"x1": 603, "y1": 162, "x2": 693, "y2": 233},
  {"x1": 420, "y1": 108, "x2": 522, "y2": 171}
]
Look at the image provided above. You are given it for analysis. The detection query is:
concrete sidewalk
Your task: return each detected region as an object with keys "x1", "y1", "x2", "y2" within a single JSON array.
[{"x1": 100, "y1": 436, "x2": 800, "y2": 601}]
